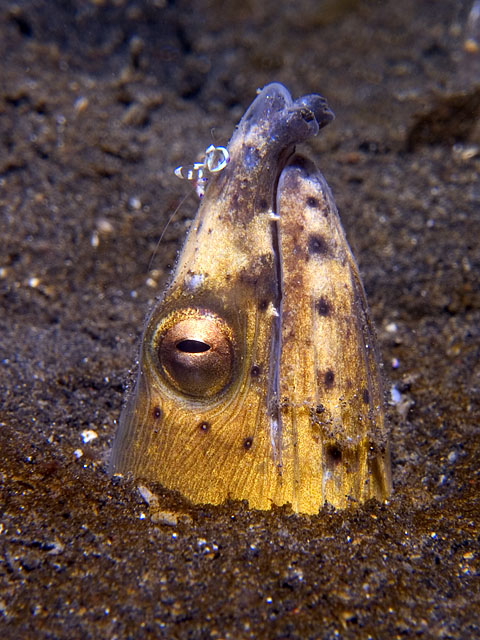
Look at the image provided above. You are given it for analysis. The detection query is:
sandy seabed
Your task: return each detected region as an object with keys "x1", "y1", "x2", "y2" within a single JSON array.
[{"x1": 1, "y1": 1, "x2": 479, "y2": 638}]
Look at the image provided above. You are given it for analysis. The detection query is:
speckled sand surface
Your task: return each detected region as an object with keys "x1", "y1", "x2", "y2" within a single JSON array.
[{"x1": 1, "y1": 1, "x2": 479, "y2": 638}]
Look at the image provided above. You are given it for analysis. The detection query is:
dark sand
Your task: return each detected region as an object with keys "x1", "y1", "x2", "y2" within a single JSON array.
[{"x1": 1, "y1": 1, "x2": 479, "y2": 637}]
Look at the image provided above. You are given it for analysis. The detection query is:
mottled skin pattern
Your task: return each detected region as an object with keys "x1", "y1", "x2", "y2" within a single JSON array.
[
  {"x1": 110, "y1": 84, "x2": 392, "y2": 513},
  {"x1": 276, "y1": 157, "x2": 391, "y2": 509}
]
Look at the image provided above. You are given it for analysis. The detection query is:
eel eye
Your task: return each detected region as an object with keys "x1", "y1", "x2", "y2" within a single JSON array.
[{"x1": 155, "y1": 310, "x2": 235, "y2": 398}]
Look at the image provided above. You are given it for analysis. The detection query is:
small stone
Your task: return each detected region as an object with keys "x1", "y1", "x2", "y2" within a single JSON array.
[
  {"x1": 138, "y1": 485, "x2": 159, "y2": 508},
  {"x1": 81, "y1": 429, "x2": 98, "y2": 444},
  {"x1": 151, "y1": 511, "x2": 178, "y2": 526},
  {"x1": 90, "y1": 231, "x2": 99, "y2": 248},
  {"x1": 129, "y1": 196, "x2": 142, "y2": 210},
  {"x1": 390, "y1": 385, "x2": 402, "y2": 404},
  {"x1": 73, "y1": 96, "x2": 89, "y2": 114}
]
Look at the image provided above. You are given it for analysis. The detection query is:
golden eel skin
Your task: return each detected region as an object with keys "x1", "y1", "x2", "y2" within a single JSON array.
[{"x1": 110, "y1": 83, "x2": 392, "y2": 514}]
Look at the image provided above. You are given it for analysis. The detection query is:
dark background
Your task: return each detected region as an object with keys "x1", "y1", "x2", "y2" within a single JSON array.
[{"x1": 1, "y1": 0, "x2": 479, "y2": 637}]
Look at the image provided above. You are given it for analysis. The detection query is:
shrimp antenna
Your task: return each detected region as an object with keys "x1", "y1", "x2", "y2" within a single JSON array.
[{"x1": 147, "y1": 189, "x2": 193, "y2": 274}]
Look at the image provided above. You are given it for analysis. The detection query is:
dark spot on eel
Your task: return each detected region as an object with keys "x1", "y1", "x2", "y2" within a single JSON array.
[
  {"x1": 362, "y1": 388, "x2": 370, "y2": 404},
  {"x1": 243, "y1": 437, "x2": 253, "y2": 450},
  {"x1": 308, "y1": 234, "x2": 329, "y2": 257},
  {"x1": 324, "y1": 369, "x2": 335, "y2": 388},
  {"x1": 258, "y1": 299, "x2": 269, "y2": 311},
  {"x1": 326, "y1": 444, "x2": 342, "y2": 463},
  {"x1": 315, "y1": 297, "x2": 331, "y2": 316}
]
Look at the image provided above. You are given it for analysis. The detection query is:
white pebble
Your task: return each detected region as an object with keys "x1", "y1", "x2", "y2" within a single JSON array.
[
  {"x1": 96, "y1": 218, "x2": 114, "y2": 234},
  {"x1": 90, "y1": 231, "x2": 100, "y2": 248},
  {"x1": 81, "y1": 429, "x2": 98, "y2": 443},
  {"x1": 390, "y1": 385, "x2": 402, "y2": 404},
  {"x1": 129, "y1": 196, "x2": 142, "y2": 210},
  {"x1": 137, "y1": 485, "x2": 159, "y2": 507}
]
